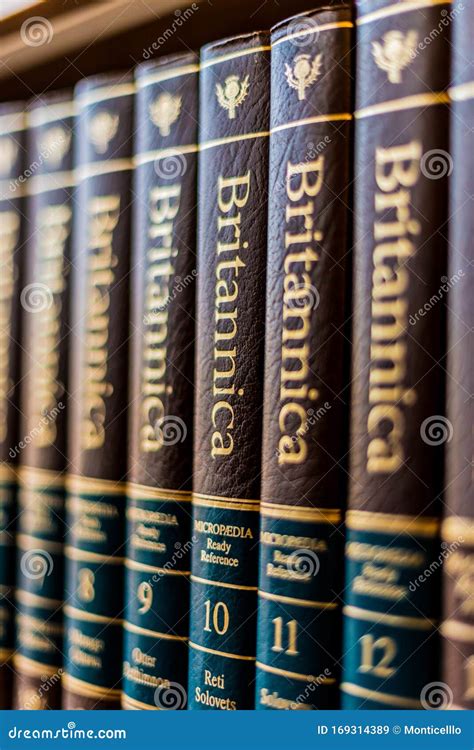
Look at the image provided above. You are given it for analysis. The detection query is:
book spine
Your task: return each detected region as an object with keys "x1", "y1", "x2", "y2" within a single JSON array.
[
  {"x1": 341, "y1": 0, "x2": 451, "y2": 709},
  {"x1": 441, "y1": 0, "x2": 474, "y2": 711},
  {"x1": 62, "y1": 74, "x2": 134, "y2": 709},
  {"x1": 13, "y1": 94, "x2": 75, "y2": 710},
  {"x1": 0, "y1": 104, "x2": 27, "y2": 708},
  {"x1": 122, "y1": 53, "x2": 198, "y2": 712},
  {"x1": 187, "y1": 33, "x2": 270, "y2": 710},
  {"x1": 255, "y1": 6, "x2": 353, "y2": 711}
]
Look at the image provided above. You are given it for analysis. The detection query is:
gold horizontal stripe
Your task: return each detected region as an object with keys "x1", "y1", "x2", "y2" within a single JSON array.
[
  {"x1": 64, "y1": 546, "x2": 124, "y2": 565},
  {"x1": 355, "y1": 91, "x2": 449, "y2": 119},
  {"x1": 14, "y1": 654, "x2": 61, "y2": 679},
  {"x1": 16, "y1": 589, "x2": 62, "y2": 609},
  {"x1": 0, "y1": 463, "x2": 16, "y2": 482},
  {"x1": 441, "y1": 619, "x2": 474, "y2": 643},
  {"x1": 134, "y1": 143, "x2": 198, "y2": 167},
  {"x1": 123, "y1": 621, "x2": 188, "y2": 642},
  {"x1": 256, "y1": 661, "x2": 336, "y2": 684},
  {"x1": 127, "y1": 482, "x2": 191, "y2": 503},
  {"x1": 136, "y1": 63, "x2": 200, "y2": 88},
  {"x1": 191, "y1": 575, "x2": 257, "y2": 591},
  {"x1": 64, "y1": 604, "x2": 123, "y2": 626},
  {"x1": 450, "y1": 81, "x2": 474, "y2": 102},
  {"x1": 16, "y1": 534, "x2": 63, "y2": 554},
  {"x1": 200, "y1": 131, "x2": 270, "y2": 151},
  {"x1": 343, "y1": 604, "x2": 436, "y2": 631},
  {"x1": 261, "y1": 502, "x2": 341, "y2": 524},
  {"x1": 346, "y1": 509, "x2": 439, "y2": 537},
  {"x1": 0, "y1": 648, "x2": 13, "y2": 662},
  {"x1": 26, "y1": 170, "x2": 75, "y2": 195},
  {"x1": 66, "y1": 475, "x2": 127, "y2": 496},
  {"x1": 77, "y1": 82, "x2": 136, "y2": 108},
  {"x1": 121, "y1": 694, "x2": 160, "y2": 710},
  {"x1": 27, "y1": 101, "x2": 75, "y2": 127},
  {"x1": 0, "y1": 182, "x2": 24, "y2": 199},
  {"x1": 442, "y1": 516, "x2": 474, "y2": 545},
  {"x1": 201, "y1": 44, "x2": 270, "y2": 69},
  {"x1": 189, "y1": 641, "x2": 256, "y2": 662},
  {"x1": 18, "y1": 465, "x2": 65, "y2": 489},
  {"x1": 340, "y1": 682, "x2": 421, "y2": 709},
  {"x1": 76, "y1": 158, "x2": 133, "y2": 181},
  {"x1": 357, "y1": 0, "x2": 450, "y2": 25},
  {"x1": 273, "y1": 20, "x2": 353, "y2": 47},
  {"x1": 272, "y1": 113, "x2": 352, "y2": 134},
  {"x1": 63, "y1": 672, "x2": 121, "y2": 700},
  {"x1": 0, "y1": 584, "x2": 11, "y2": 595},
  {"x1": 193, "y1": 491, "x2": 259, "y2": 505},
  {"x1": 125, "y1": 559, "x2": 190, "y2": 576},
  {"x1": 0, "y1": 111, "x2": 26, "y2": 134},
  {"x1": 258, "y1": 590, "x2": 338, "y2": 610},
  {"x1": 192, "y1": 495, "x2": 259, "y2": 513}
]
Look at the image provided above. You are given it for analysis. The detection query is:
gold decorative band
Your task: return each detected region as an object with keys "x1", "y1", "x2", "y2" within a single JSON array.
[
  {"x1": 201, "y1": 45, "x2": 271, "y2": 69},
  {"x1": 340, "y1": 681, "x2": 421, "y2": 709},
  {"x1": 66, "y1": 475, "x2": 127, "y2": 496},
  {"x1": 14, "y1": 654, "x2": 60, "y2": 679},
  {"x1": 64, "y1": 604, "x2": 123, "y2": 626},
  {"x1": 357, "y1": 0, "x2": 451, "y2": 26},
  {"x1": 16, "y1": 589, "x2": 63, "y2": 609},
  {"x1": 450, "y1": 81, "x2": 474, "y2": 102},
  {"x1": 64, "y1": 546, "x2": 124, "y2": 565},
  {"x1": 191, "y1": 575, "x2": 257, "y2": 592},
  {"x1": 259, "y1": 590, "x2": 338, "y2": 610},
  {"x1": 441, "y1": 619, "x2": 474, "y2": 643},
  {"x1": 75, "y1": 158, "x2": 133, "y2": 181},
  {"x1": 137, "y1": 63, "x2": 200, "y2": 88},
  {"x1": 355, "y1": 91, "x2": 449, "y2": 119},
  {"x1": 256, "y1": 661, "x2": 336, "y2": 684},
  {"x1": 0, "y1": 463, "x2": 16, "y2": 482},
  {"x1": 0, "y1": 648, "x2": 13, "y2": 662},
  {"x1": 346, "y1": 509, "x2": 439, "y2": 537},
  {"x1": 63, "y1": 672, "x2": 121, "y2": 700},
  {"x1": 193, "y1": 492, "x2": 259, "y2": 512},
  {"x1": 77, "y1": 82, "x2": 136, "y2": 108},
  {"x1": 27, "y1": 101, "x2": 76, "y2": 127},
  {"x1": 343, "y1": 604, "x2": 436, "y2": 631},
  {"x1": 189, "y1": 641, "x2": 256, "y2": 662},
  {"x1": 18, "y1": 465, "x2": 65, "y2": 489},
  {"x1": 17, "y1": 533, "x2": 63, "y2": 554},
  {"x1": 199, "y1": 131, "x2": 270, "y2": 152},
  {"x1": 272, "y1": 113, "x2": 352, "y2": 134},
  {"x1": 442, "y1": 516, "x2": 474, "y2": 545},
  {"x1": 127, "y1": 482, "x2": 192, "y2": 503},
  {"x1": 125, "y1": 559, "x2": 190, "y2": 576},
  {"x1": 261, "y1": 502, "x2": 341, "y2": 524},
  {"x1": 273, "y1": 20, "x2": 353, "y2": 47},
  {"x1": 121, "y1": 694, "x2": 160, "y2": 710},
  {"x1": 0, "y1": 111, "x2": 26, "y2": 134},
  {"x1": 123, "y1": 621, "x2": 188, "y2": 642},
  {"x1": 0, "y1": 182, "x2": 25, "y2": 199},
  {"x1": 26, "y1": 170, "x2": 75, "y2": 196},
  {"x1": 134, "y1": 144, "x2": 199, "y2": 167}
]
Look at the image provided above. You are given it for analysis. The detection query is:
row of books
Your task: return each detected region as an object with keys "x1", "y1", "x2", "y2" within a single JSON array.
[{"x1": 0, "y1": 0, "x2": 472, "y2": 711}]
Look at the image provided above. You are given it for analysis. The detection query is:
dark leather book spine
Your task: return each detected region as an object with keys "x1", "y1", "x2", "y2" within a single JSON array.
[
  {"x1": 255, "y1": 6, "x2": 353, "y2": 711},
  {"x1": 62, "y1": 74, "x2": 134, "y2": 709},
  {"x1": 187, "y1": 33, "x2": 270, "y2": 710},
  {"x1": 0, "y1": 104, "x2": 27, "y2": 708},
  {"x1": 122, "y1": 53, "x2": 198, "y2": 712},
  {"x1": 441, "y1": 0, "x2": 474, "y2": 711},
  {"x1": 341, "y1": 0, "x2": 451, "y2": 709},
  {"x1": 12, "y1": 93, "x2": 75, "y2": 710}
]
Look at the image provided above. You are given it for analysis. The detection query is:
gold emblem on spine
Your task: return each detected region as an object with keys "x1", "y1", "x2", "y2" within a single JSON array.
[
  {"x1": 0, "y1": 137, "x2": 18, "y2": 176},
  {"x1": 284, "y1": 54, "x2": 322, "y2": 101},
  {"x1": 88, "y1": 111, "x2": 119, "y2": 154},
  {"x1": 38, "y1": 126, "x2": 71, "y2": 168},
  {"x1": 371, "y1": 30, "x2": 418, "y2": 84},
  {"x1": 215, "y1": 75, "x2": 250, "y2": 119},
  {"x1": 149, "y1": 92, "x2": 182, "y2": 136}
]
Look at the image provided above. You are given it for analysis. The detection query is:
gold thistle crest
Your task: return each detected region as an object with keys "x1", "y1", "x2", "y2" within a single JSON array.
[
  {"x1": 215, "y1": 75, "x2": 250, "y2": 119},
  {"x1": 0, "y1": 137, "x2": 18, "y2": 176},
  {"x1": 371, "y1": 30, "x2": 418, "y2": 84},
  {"x1": 149, "y1": 92, "x2": 182, "y2": 137},
  {"x1": 285, "y1": 53, "x2": 322, "y2": 101},
  {"x1": 88, "y1": 111, "x2": 119, "y2": 154},
  {"x1": 38, "y1": 126, "x2": 71, "y2": 167}
]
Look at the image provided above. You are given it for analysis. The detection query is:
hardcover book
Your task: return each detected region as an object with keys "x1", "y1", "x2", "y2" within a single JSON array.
[
  {"x1": 441, "y1": 0, "x2": 474, "y2": 710},
  {"x1": 13, "y1": 92, "x2": 75, "y2": 710},
  {"x1": 0, "y1": 103, "x2": 26, "y2": 709},
  {"x1": 255, "y1": 5, "x2": 353, "y2": 711},
  {"x1": 62, "y1": 73, "x2": 134, "y2": 709},
  {"x1": 187, "y1": 32, "x2": 270, "y2": 710},
  {"x1": 122, "y1": 52, "x2": 198, "y2": 711},
  {"x1": 341, "y1": 0, "x2": 450, "y2": 709}
]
